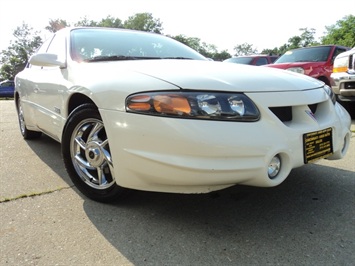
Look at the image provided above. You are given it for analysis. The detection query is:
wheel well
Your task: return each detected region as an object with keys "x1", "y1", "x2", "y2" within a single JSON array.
[
  {"x1": 14, "y1": 92, "x2": 19, "y2": 111},
  {"x1": 68, "y1": 94, "x2": 96, "y2": 116}
]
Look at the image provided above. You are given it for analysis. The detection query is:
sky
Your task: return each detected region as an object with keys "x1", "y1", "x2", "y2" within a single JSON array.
[{"x1": 0, "y1": 0, "x2": 353, "y2": 55}]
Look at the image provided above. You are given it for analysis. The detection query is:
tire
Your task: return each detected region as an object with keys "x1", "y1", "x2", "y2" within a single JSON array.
[
  {"x1": 62, "y1": 103, "x2": 125, "y2": 202},
  {"x1": 17, "y1": 99, "x2": 42, "y2": 139}
]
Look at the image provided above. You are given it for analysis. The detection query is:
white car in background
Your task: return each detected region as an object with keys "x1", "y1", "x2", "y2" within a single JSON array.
[
  {"x1": 330, "y1": 47, "x2": 355, "y2": 116},
  {"x1": 14, "y1": 27, "x2": 352, "y2": 203}
]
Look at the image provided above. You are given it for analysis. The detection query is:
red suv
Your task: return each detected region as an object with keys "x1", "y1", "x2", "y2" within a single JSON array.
[{"x1": 265, "y1": 45, "x2": 351, "y2": 86}]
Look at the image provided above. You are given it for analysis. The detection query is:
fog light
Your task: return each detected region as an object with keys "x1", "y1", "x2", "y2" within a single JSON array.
[{"x1": 268, "y1": 155, "x2": 281, "y2": 179}]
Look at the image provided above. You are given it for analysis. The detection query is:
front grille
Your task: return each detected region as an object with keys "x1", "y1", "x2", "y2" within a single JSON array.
[
  {"x1": 344, "y1": 82, "x2": 355, "y2": 90},
  {"x1": 269, "y1": 106, "x2": 292, "y2": 122},
  {"x1": 269, "y1": 104, "x2": 318, "y2": 122},
  {"x1": 308, "y1": 103, "x2": 318, "y2": 113}
]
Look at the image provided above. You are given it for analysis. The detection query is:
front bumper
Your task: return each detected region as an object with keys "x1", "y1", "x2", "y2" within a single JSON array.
[
  {"x1": 331, "y1": 72, "x2": 355, "y2": 102},
  {"x1": 99, "y1": 90, "x2": 351, "y2": 193}
]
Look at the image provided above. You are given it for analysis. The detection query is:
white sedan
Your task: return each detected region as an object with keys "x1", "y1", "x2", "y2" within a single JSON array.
[{"x1": 15, "y1": 27, "x2": 352, "y2": 202}]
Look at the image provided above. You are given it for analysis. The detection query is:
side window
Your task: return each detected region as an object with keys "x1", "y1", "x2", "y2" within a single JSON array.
[
  {"x1": 270, "y1": 56, "x2": 278, "y2": 63},
  {"x1": 255, "y1": 58, "x2": 268, "y2": 66}
]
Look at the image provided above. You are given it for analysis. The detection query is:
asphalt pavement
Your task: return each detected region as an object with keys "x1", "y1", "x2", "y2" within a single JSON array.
[{"x1": 0, "y1": 100, "x2": 354, "y2": 266}]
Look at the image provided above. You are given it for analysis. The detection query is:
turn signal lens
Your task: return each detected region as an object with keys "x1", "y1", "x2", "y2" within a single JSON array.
[
  {"x1": 153, "y1": 95, "x2": 191, "y2": 115},
  {"x1": 333, "y1": 66, "x2": 348, "y2": 73}
]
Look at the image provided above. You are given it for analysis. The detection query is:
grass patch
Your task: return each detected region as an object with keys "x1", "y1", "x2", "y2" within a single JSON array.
[{"x1": 0, "y1": 186, "x2": 71, "y2": 203}]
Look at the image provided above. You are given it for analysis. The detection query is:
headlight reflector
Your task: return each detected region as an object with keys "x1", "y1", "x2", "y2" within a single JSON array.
[
  {"x1": 197, "y1": 95, "x2": 221, "y2": 115},
  {"x1": 126, "y1": 91, "x2": 260, "y2": 121}
]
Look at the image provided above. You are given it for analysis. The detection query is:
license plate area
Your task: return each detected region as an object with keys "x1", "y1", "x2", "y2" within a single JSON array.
[{"x1": 303, "y1": 128, "x2": 333, "y2": 164}]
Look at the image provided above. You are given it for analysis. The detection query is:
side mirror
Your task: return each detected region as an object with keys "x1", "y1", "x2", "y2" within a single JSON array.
[{"x1": 29, "y1": 53, "x2": 66, "y2": 68}]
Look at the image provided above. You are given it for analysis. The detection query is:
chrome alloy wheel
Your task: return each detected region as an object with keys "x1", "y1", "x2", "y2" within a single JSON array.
[{"x1": 70, "y1": 118, "x2": 115, "y2": 190}]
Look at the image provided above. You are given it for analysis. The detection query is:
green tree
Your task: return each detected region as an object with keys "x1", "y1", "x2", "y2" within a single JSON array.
[
  {"x1": 233, "y1": 43, "x2": 257, "y2": 56},
  {"x1": 212, "y1": 50, "x2": 231, "y2": 61},
  {"x1": 123, "y1": 13, "x2": 163, "y2": 33},
  {"x1": 74, "y1": 16, "x2": 98, "y2": 27},
  {"x1": 260, "y1": 28, "x2": 319, "y2": 56},
  {"x1": 96, "y1": 15, "x2": 123, "y2": 28},
  {"x1": 170, "y1": 35, "x2": 231, "y2": 60},
  {"x1": 172, "y1": 35, "x2": 201, "y2": 51},
  {"x1": 45, "y1": 19, "x2": 70, "y2": 33},
  {"x1": 0, "y1": 22, "x2": 42, "y2": 80},
  {"x1": 286, "y1": 28, "x2": 318, "y2": 49},
  {"x1": 260, "y1": 48, "x2": 281, "y2": 56},
  {"x1": 321, "y1": 15, "x2": 355, "y2": 47}
]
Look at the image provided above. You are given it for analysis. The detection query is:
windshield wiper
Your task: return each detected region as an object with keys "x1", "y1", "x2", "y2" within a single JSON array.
[
  {"x1": 161, "y1": 57, "x2": 193, "y2": 60},
  {"x1": 84, "y1": 55, "x2": 194, "y2": 62},
  {"x1": 83, "y1": 55, "x2": 140, "y2": 62}
]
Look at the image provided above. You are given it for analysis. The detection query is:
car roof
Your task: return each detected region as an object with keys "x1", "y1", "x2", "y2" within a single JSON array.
[{"x1": 287, "y1": 45, "x2": 350, "y2": 51}]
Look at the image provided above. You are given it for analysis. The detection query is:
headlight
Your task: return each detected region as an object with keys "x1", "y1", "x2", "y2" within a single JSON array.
[
  {"x1": 286, "y1": 67, "x2": 304, "y2": 74},
  {"x1": 323, "y1": 85, "x2": 336, "y2": 104},
  {"x1": 126, "y1": 91, "x2": 260, "y2": 121},
  {"x1": 333, "y1": 56, "x2": 348, "y2": 73},
  {"x1": 287, "y1": 67, "x2": 305, "y2": 74}
]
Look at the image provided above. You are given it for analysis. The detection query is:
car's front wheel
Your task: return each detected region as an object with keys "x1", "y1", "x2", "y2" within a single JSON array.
[{"x1": 62, "y1": 104, "x2": 125, "y2": 202}]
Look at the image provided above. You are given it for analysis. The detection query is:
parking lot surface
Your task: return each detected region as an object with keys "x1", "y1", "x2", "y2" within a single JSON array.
[{"x1": 1, "y1": 100, "x2": 354, "y2": 265}]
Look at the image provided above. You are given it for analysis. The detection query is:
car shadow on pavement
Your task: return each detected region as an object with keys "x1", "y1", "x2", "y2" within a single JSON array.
[
  {"x1": 80, "y1": 164, "x2": 354, "y2": 265},
  {"x1": 24, "y1": 134, "x2": 73, "y2": 185}
]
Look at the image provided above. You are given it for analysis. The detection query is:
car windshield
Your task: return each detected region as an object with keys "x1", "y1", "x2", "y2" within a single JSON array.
[
  {"x1": 274, "y1": 46, "x2": 332, "y2": 63},
  {"x1": 224, "y1": 57, "x2": 253, "y2": 64},
  {"x1": 70, "y1": 28, "x2": 207, "y2": 62}
]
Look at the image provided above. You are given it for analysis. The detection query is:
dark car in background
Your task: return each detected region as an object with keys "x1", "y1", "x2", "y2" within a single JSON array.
[
  {"x1": 224, "y1": 54, "x2": 279, "y2": 66},
  {"x1": 0, "y1": 80, "x2": 15, "y2": 98},
  {"x1": 265, "y1": 45, "x2": 351, "y2": 86}
]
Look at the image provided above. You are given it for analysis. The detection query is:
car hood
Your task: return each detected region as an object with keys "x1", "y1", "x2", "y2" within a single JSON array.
[{"x1": 73, "y1": 59, "x2": 323, "y2": 92}]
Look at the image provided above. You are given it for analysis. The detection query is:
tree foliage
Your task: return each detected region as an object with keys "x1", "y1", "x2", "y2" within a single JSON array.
[
  {"x1": 171, "y1": 34, "x2": 231, "y2": 60},
  {"x1": 45, "y1": 19, "x2": 69, "y2": 33},
  {"x1": 74, "y1": 15, "x2": 123, "y2": 28},
  {"x1": 233, "y1": 43, "x2": 257, "y2": 56},
  {"x1": 123, "y1": 13, "x2": 163, "y2": 33},
  {"x1": 259, "y1": 28, "x2": 320, "y2": 55},
  {"x1": 321, "y1": 15, "x2": 355, "y2": 47},
  {"x1": 0, "y1": 22, "x2": 42, "y2": 80}
]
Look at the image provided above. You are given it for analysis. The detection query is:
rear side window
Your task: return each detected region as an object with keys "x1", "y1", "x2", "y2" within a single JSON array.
[{"x1": 255, "y1": 57, "x2": 268, "y2": 66}]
